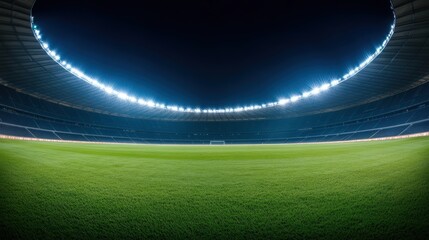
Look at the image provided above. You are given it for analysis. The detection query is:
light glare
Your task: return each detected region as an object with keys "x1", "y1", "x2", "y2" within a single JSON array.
[{"x1": 31, "y1": 13, "x2": 396, "y2": 114}]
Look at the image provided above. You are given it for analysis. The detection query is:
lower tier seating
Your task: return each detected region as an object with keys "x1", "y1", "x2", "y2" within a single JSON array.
[{"x1": 1, "y1": 82, "x2": 429, "y2": 144}]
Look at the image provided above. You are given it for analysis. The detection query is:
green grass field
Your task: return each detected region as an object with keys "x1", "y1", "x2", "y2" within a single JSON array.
[{"x1": 0, "y1": 137, "x2": 428, "y2": 239}]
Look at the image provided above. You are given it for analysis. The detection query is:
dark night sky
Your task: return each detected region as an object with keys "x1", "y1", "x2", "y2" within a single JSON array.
[{"x1": 32, "y1": 0, "x2": 393, "y2": 108}]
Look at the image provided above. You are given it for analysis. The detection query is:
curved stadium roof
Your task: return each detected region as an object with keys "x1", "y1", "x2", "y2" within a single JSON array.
[{"x1": 0, "y1": 0, "x2": 429, "y2": 121}]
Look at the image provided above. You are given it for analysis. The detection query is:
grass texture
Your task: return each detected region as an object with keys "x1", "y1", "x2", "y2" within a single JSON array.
[{"x1": 0, "y1": 137, "x2": 428, "y2": 239}]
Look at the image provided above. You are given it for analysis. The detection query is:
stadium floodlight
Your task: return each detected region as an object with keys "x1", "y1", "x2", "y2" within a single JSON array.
[
  {"x1": 92, "y1": 80, "x2": 103, "y2": 88},
  {"x1": 31, "y1": 11, "x2": 395, "y2": 114},
  {"x1": 302, "y1": 91, "x2": 311, "y2": 98},
  {"x1": 320, "y1": 83, "x2": 330, "y2": 91},
  {"x1": 310, "y1": 87, "x2": 321, "y2": 95},
  {"x1": 117, "y1": 92, "x2": 128, "y2": 100},
  {"x1": 376, "y1": 46, "x2": 382, "y2": 54},
  {"x1": 83, "y1": 75, "x2": 94, "y2": 83},
  {"x1": 330, "y1": 79, "x2": 340, "y2": 86},
  {"x1": 48, "y1": 50, "x2": 61, "y2": 61},
  {"x1": 105, "y1": 87, "x2": 114, "y2": 94},
  {"x1": 342, "y1": 73, "x2": 350, "y2": 79},
  {"x1": 147, "y1": 100, "x2": 155, "y2": 107},
  {"x1": 290, "y1": 95, "x2": 301, "y2": 102},
  {"x1": 364, "y1": 56, "x2": 373, "y2": 65},
  {"x1": 138, "y1": 98, "x2": 146, "y2": 105},
  {"x1": 129, "y1": 96, "x2": 137, "y2": 103},
  {"x1": 70, "y1": 68, "x2": 84, "y2": 78},
  {"x1": 155, "y1": 103, "x2": 163, "y2": 108},
  {"x1": 278, "y1": 98, "x2": 290, "y2": 105}
]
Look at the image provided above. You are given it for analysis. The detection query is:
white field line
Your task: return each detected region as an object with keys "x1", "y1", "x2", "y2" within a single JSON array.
[{"x1": 0, "y1": 132, "x2": 428, "y2": 147}]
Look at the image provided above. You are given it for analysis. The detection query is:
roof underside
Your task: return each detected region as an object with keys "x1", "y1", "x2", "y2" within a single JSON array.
[{"x1": 0, "y1": 0, "x2": 429, "y2": 121}]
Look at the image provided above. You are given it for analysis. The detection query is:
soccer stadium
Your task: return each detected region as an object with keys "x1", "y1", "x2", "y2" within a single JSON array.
[{"x1": 1, "y1": 0, "x2": 429, "y2": 239}]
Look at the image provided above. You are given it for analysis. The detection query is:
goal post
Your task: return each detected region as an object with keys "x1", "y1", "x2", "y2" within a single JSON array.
[{"x1": 210, "y1": 140, "x2": 226, "y2": 145}]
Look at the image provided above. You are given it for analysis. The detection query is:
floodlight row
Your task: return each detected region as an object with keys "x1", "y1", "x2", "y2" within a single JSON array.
[{"x1": 31, "y1": 13, "x2": 395, "y2": 114}]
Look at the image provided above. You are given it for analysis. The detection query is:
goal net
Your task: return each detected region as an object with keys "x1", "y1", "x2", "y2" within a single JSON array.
[{"x1": 210, "y1": 140, "x2": 226, "y2": 145}]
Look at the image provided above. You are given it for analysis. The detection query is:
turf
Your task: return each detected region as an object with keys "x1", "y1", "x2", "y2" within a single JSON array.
[{"x1": 0, "y1": 137, "x2": 428, "y2": 239}]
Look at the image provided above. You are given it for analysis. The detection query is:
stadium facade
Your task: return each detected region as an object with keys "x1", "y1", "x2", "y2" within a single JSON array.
[{"x1": 0, "y1": 0, "x2": 428, "y2": 144}]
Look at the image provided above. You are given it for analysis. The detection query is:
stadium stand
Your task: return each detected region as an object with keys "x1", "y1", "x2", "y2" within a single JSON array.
[
  {"x1": 0, "y1": 0, "x2": 428, "y2": 144},
  {"x1": 0, "y1": 81, "x2": 428, "y2": 144}
]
